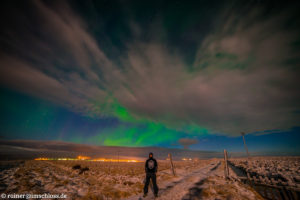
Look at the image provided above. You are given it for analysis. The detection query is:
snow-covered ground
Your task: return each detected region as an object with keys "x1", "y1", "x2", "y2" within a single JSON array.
[
  {"x1": 1, "y1": 158, "x2": 279, "y2": 200},
  {"x1": 229, "y1": 157, "x2": 300, "y2": 188},
  {"x1": 0, "y1": 159, "x2": 215, "y2": 199},
  {"x1": 129, "y1": 160, "x2": 263, "y2": 200}
]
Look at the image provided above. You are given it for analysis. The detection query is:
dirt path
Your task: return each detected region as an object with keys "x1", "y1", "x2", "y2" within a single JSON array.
[
  {"x1": 156, "y1": 162, "x2": 220, "y2": 200},
  {"x1": 181, "y1": 162, "x2": 263, "y2": 200},
  {"x1": 129, "y1": 160, "x2": 263, "y2": 200},
  {"x1": 127, "y1": 161, "x2": 221, "y2": 200}
]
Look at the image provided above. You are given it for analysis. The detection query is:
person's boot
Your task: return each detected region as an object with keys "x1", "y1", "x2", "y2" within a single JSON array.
[
  {"x1": 154, "y1": 193, "x2": 158, "y2": 198},
  {"x1": 143, "y1": 193, "x2": 147, "y2": 198}
]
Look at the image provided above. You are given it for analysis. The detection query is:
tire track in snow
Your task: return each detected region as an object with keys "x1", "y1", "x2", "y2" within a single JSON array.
[{"x1": 135, "y1": 161, "x2": 221, "y2": 200}]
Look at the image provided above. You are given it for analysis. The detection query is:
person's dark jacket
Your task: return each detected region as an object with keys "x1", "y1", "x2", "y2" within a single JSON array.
[{"x1": 145, "y1": 157, "x2": 158, "y2": 173}]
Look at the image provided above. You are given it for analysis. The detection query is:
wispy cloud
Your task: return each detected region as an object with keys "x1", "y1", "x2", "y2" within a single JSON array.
[{"x1": 0, "y1": 0, "x2": 299, "y2": 137}]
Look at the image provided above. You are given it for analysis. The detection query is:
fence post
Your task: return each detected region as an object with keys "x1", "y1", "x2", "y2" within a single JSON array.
[
  {"x1": 224, "y1": 149, "x2": 229, "y2": 179},
  {"x1": 226, "y1": 150, "x2": 229, "y2": 177},
  {"x1": 168, "y1": 153, "x2": 176, "y2": 176},
  {"x1": 241, "y1": 132, "x2": 250, "y2": 159}
]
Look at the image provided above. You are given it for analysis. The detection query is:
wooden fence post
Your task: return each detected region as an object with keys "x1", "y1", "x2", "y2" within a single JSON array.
[
  {"x1": 224, "y1": 149, "x2": 229, "y2": 179},
  {"x1": 241, "y1": 132, "x2": 250, "y2": 159},
  {"x1": 168, "y1": 153, "x2": 176, "y2": 176},
  {"x1": 226, "y1": 150, "x2": 229, "y2": 177}
]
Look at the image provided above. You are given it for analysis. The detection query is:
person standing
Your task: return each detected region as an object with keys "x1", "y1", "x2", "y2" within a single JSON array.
[{"x1": 143, "y1": 152, "x2": 159, "y2": 197}]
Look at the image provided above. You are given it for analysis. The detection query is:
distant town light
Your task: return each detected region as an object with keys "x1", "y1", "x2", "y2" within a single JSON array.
[{"x1": 34, "y1": 156, "x2": 140, "y2": 162}]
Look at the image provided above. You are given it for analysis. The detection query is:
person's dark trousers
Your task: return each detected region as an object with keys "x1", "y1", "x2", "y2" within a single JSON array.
[{"x1": 144, "y1": 172, "x2": 159, "y2": 195}]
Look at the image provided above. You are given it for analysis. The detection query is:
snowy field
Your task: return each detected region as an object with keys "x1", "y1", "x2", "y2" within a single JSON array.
[
  {"x1": 229, "y1": 157, "x2": 300, "y2": 199},
  {"x1": 1, "y1": 157, "x2": 298, "y2": 199},
  {"x1": 0, "y1": 159, "x2": 214, "y2": 199},
  {"x1": 229, "y1": 157, "x2": 300, "y2": 188}
]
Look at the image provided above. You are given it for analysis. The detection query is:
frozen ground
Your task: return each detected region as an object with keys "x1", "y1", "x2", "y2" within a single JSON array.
[
  {"x1": 230, "y1": 157, "x2": 300, "y2": 188},
  {"x1": 229, "y1": 157, "x2": 300, "y2": 200},
  {"x1": 0, "y1": 159, "x2": 216, "y2": 199},
  {"x1": 0, "y1": 158, "x2": 268, "y2": 200},
  {"x1": 130, "y1": 160, "x2": 263, "y2": 200}
]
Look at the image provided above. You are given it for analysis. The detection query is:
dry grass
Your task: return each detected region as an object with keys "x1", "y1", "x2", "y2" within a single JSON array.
[
  {"x1": 199, "y1": 162, "x2": 264, "y2": 200},
  {"x1": 1, "y1": 159, "x2": 214, "y2": 199}
]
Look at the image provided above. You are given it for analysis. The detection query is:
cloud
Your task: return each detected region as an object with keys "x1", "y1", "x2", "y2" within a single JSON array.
[
  {"x1": 0, "y1": 1, "x2": 109, "y2": 115},
  {"x1": 113, "y1": 3, "x2": 300, "y2": 135},
  {"x1": 0, "y1": 0, "x2": 299, "y2": 137},
  {"x1": 178, "y1": 138, "x2": 199, "y2": 149}
]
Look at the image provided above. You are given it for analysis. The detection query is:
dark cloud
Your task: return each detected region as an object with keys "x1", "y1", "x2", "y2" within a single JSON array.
[
  {"x1": 178, "y1": 138, "x2": 199, "y2": 149},
  {"x1": 0, "y1": 0, "x2": 299, "y2": 136}
]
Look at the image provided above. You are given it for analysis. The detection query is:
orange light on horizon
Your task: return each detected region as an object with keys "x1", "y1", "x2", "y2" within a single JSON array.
[
  {"x1": 182, "y1": 158, "x2": 192, "y2": 161},
  {"x1": 34, "y1": 156, "x2": 141, "y2": 162},
  {"x1": 77, "y1": 155, "x2": 91, "y2": 160},
  {"x1": 91, "y1": 158, "x2": 140, "y2": 162},
  {"x1": 34, "y1": 157, "x2": 49, "y2": 160}
]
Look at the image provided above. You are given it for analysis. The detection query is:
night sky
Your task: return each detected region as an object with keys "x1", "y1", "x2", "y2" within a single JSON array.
[{"x1": 0, "y1": 0, "x2": 300, "y2": 154}]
